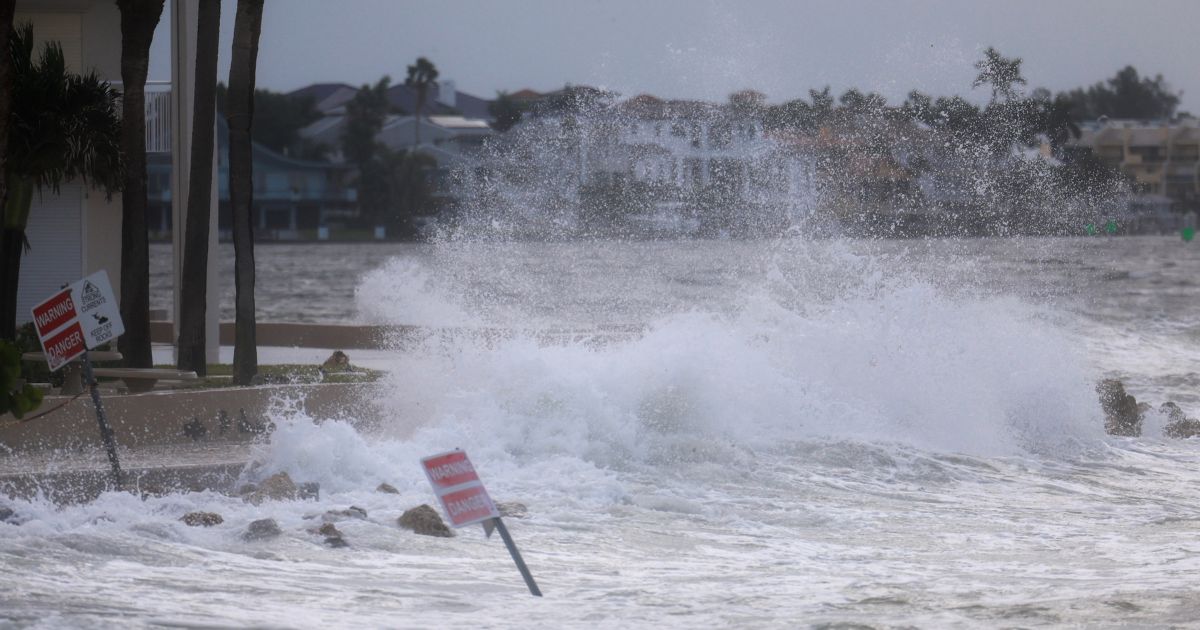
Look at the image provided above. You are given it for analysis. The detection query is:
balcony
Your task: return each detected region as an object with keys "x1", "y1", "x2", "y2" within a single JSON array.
[
  {"x1": 144, "y1": 82, "x2": 171, "y2": 154},
  {"x1": 113, "y1": 80, "x2": 171, "y2": 154}
]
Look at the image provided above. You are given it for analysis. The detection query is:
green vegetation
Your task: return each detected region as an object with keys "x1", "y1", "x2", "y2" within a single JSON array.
[
  {"x1": 1, "y1": 24, "x2": 124, "y2": 341},
  {"x1": 0, "y1": 339, "x2": 42, "y2": 418},
  {"x1": 343, "y1": 72, "x2": 438, "y2": 237},
  {"x1": 215, "y1": 83, "x2": 327, "y2": 159}
]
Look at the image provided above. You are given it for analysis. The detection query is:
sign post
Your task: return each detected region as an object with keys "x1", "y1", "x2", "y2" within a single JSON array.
[
  {"x1": 30, "y1": 271, "x2": 126, "y2": 488},
  {"x1": 421, "y1": 449, "x2": 542, "y2": 597}
]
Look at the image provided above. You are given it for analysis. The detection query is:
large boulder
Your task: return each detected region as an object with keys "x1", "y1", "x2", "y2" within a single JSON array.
[
  {"x1": 1162, "y1": 402, "x2": 1200, "y2": 438},
  {"x1": 1097, "y1": 379, "x2": 1142, "y2": 436},
  {"x1": 181, "y1": 511, "x2": 223, "y2": 527},
  {"x1": 242, "y1": 518, "x2": 282, "y2": 541},
  {"x1": 397, "y1": 504, "x2": 453, "y2": 538},
  {"x1": 243, "y1": 472, "x2": 298, "y2": 505},
  {"x1": 376, "y1": 482, "x2": 400, "y2": 494}
]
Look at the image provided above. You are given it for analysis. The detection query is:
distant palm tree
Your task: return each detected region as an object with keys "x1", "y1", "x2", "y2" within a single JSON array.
[
  {"x1": 1, "y1": 24, "x2": 123, "y2": 340},
  {"x1": 176, "y1": 0, "x2": 221, "y2": 375},
  {"x1": 228, "y1": 0, "x2": 265, "y2": 386},
  {"x1": 405, "y1": 56, "x2": 438, "y2": 147},
  {"x1": 116, "y1": 0, "x2": 165, "y2": 368}
]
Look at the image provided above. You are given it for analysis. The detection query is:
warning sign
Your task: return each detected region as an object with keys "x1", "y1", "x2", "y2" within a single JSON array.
[
  {"x1": 70, "y1": 272, "x2": 123, "y2": 349},
  {"x1": 41, "y1": 321, "x2": 87, "y2": 371},
  {"x1": 32, "y1": 288, "x2": 76, "y2": 339},
  {"x1": 29, "y1": 270, "x2": 124, "y2": 371},
  {"x1": 421, "y1": 450, "x2": 499, "y2": 528}
]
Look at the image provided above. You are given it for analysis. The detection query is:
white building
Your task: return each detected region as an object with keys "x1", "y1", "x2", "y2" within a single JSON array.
[{"x1": 15, "y1": 0, "x2": 219, "y2": 361}]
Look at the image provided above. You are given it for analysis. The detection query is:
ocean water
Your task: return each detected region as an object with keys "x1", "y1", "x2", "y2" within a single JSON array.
[{"x1": 6, "y1": 235, "x2": 1200, "y2": 627}]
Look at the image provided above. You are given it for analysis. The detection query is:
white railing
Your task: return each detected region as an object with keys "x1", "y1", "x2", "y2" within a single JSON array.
[
  {"x1": 144, "y1": 82, "x2": 172, "y2": 154},
  {"x1": 112, "y1": 81, "x2": 172, "y2": 154}
]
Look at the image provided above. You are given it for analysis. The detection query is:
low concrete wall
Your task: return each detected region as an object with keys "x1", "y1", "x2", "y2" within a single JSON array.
[
  {"x1": 0, "y1": 382, "x2": 380, "y2": 454},
  {"x1": 149, "y1": 321, "x2": 642, "y2": 350}
]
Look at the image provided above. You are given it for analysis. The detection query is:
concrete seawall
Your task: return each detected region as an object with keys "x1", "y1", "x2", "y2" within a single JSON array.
[{"x1": 1, "y1": 383, "x2": 380, "y2": 501}]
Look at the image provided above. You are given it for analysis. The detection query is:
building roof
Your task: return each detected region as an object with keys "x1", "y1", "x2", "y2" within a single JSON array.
[
  {"x1": 428, "y1": 115, "x2": 491, "y2": 130},
  {"x1": 287, "y1": 83, "x2": 358, "y2": 114}
]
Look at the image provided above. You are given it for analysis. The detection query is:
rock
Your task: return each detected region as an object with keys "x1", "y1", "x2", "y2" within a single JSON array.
[
  {"x1": 244, "y1": 472, "x2": 297, "y2": 505},
  {"x1": 397, "y1": 504, "x2": 453, "y2": 538},
  {"x1": 323, "y1": 506, "x2": 368, "y2": 521},
  {"x1": 322, "y1": 350, "x2": 351, "y2": 372},
  {"x1": 376, "y1": 482, "x2": 399, "y2": 494},
  {"x1": 1161, "y1": 401, "x2": 1187, "y2": 423},
  {"x1": 1097, "y1": 379, "x2": 1142, "y2": 437},
  {"x1": 181, "y1": 511, "x2": 224, "y2": 527},
  {"x1": 237, "y1": 483, "x2": 258, "y2": 496},
  {"x1": 1162, "y1": 402, "x2": 1200, "y2": 438},
  {"x1": 298, "y1": 482, "x2": 320, "y2": 501},
  {"x1": 310, "y1": 522, "x2": 349, "y2": 548},
  {"x1": 242, "y1": 518, "x2": 282, "y2": 541},
  {"x1": 497, "y1": 501, "x2": 528, "y2": 518},
  {"x1": 0, "y1": 507, "x2": 14, "y2": 523}
]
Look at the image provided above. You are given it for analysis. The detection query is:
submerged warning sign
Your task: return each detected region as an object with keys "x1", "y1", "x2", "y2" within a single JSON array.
[
  {"x1": 30, "y1": 270, "x2": 124, "y2": 371},
  {"x1": 421, "y1": 450, "x2": 500, "y2": 528}
]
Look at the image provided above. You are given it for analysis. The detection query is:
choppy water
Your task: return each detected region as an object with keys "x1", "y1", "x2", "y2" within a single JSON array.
[{"x1": 6, "y1": 235, "x2": 1200, "y2": 628}]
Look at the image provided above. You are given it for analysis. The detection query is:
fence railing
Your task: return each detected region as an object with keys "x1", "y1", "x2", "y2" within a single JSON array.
[
  {"x1": 112, "y1": 81, "x2": 172, "y2": 154},
  {"x1": 144, "y1": 82, "x2": 172, "y2": 154}
]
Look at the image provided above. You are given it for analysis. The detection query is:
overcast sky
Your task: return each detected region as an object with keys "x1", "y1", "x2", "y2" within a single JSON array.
[{"x1": 150, "y1": 0, "x2": 1200, "y2": 114}]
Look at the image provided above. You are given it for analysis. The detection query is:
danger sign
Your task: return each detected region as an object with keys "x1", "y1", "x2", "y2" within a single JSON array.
[
  {"x1": 41, "y1": 321, "x2": 87, "y2": 371},
  {"x1": 421, "y1": 450, "x2": 499, "y2": 528},
  {"x1": 30, "y1": 270, "x2": 124, "y2": 371}
]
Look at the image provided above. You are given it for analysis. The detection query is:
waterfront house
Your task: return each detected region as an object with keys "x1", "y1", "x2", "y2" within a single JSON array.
[
  {"x1": 147, "y1": 120, "x2": 356, "y2": 240},
  {"x1": 1072, "y1": 117, "x2": 1200, "y2": 211}
]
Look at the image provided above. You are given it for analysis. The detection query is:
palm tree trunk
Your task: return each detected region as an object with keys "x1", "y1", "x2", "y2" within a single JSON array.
[
  {"x1": 117, "y1": 0, "x2": 164, "y2": 368},
  {"x1": 413, "y1": 95, "x2": 421, "y2": 147},
  {"x1": 0, "y1": 0, "x2": 16, "y2": 340},
  {"x1": 176, "y1": 0, "x2": 220, "y2": 376},
  {"x1": 0, "y1": 178, "x2": 31, "y2": 343},
  {"x1": 228, "y1": 0, "x2": 264, "y2": 386}
]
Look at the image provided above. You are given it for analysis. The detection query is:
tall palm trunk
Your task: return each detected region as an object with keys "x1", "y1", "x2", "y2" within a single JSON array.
[
  {"x1": 413, "y1": 87, "x2": 423, "y2": 147},
  {"x1": 0, "y1": 0, "x2": 17, "y2": 340},
  {"x1": 117, "y1": 0, "x2": 164, "y2": 368},
  {"x1": 228, "y1": 0, "x2": 264, "y2": 386},
  {"x1": 176, "y1": 0, "x2": 220, "y2": 375}
]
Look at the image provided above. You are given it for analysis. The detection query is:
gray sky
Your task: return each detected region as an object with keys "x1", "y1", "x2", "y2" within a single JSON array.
[{"x1": 150, "y1": 0, "x2": 1200, "y2": 113}]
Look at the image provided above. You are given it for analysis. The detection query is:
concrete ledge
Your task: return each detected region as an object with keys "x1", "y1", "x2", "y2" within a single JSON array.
[
  {"x1": 150, "y1": 321, "x2": 641, "y2": 350},
  {"x1": 0, "y1": 382, "x2": 379, "y2": 454},
  {"x1": 0, "y1": 461, "x2": 248, "y2": 504}
]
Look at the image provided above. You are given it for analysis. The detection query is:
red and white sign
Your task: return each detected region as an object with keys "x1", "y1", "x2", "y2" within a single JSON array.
[
  {"x1": 41, "y1": 321, "x2": 87, "y2": 371},
  {"x1": 421, "y1": 450, "x2": 500, "y2": 528},
  {"x1": 32, "y1": 288, "x2": 77, "y2": 339},
  {"x1": 29, "y1": 270, "x2": 124, "y2": 371}
]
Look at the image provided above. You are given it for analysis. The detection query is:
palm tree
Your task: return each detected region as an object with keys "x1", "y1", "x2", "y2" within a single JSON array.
[
  {"x1": 972, "y1": 47, "x2": 1026, "y2": 104},
  {"x1": 0, "y1": 0, "x2": 15, "y2": 251},
  {"x1": 1, "y1": 24, "x2": 123, "y2": 340},
  {"x1": 116, "y1": 0, "x2": 165, "y2": 368},
  {"x1": 176, "y1": 0, "x2": 221, "y2": 375},
  {"x1": 228, "y1": 0, "x2": 264, "y2": 386},
  {"x1": 404, "y1": 56, "x2": 438, "y2": 147}
]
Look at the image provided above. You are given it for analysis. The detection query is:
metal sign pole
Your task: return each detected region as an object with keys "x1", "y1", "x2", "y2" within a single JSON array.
[
  {"x1": 81, "y1": 352, "x2": 122, "y2": 488},
  {"x1": 492, "y1": 517, "x2": 542, "y2": 597}
]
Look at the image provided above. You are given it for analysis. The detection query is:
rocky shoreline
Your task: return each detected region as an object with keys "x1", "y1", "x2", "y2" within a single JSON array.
[{"x1": 1097, "y1": 378, "x2": 1200, "y2": 438}]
